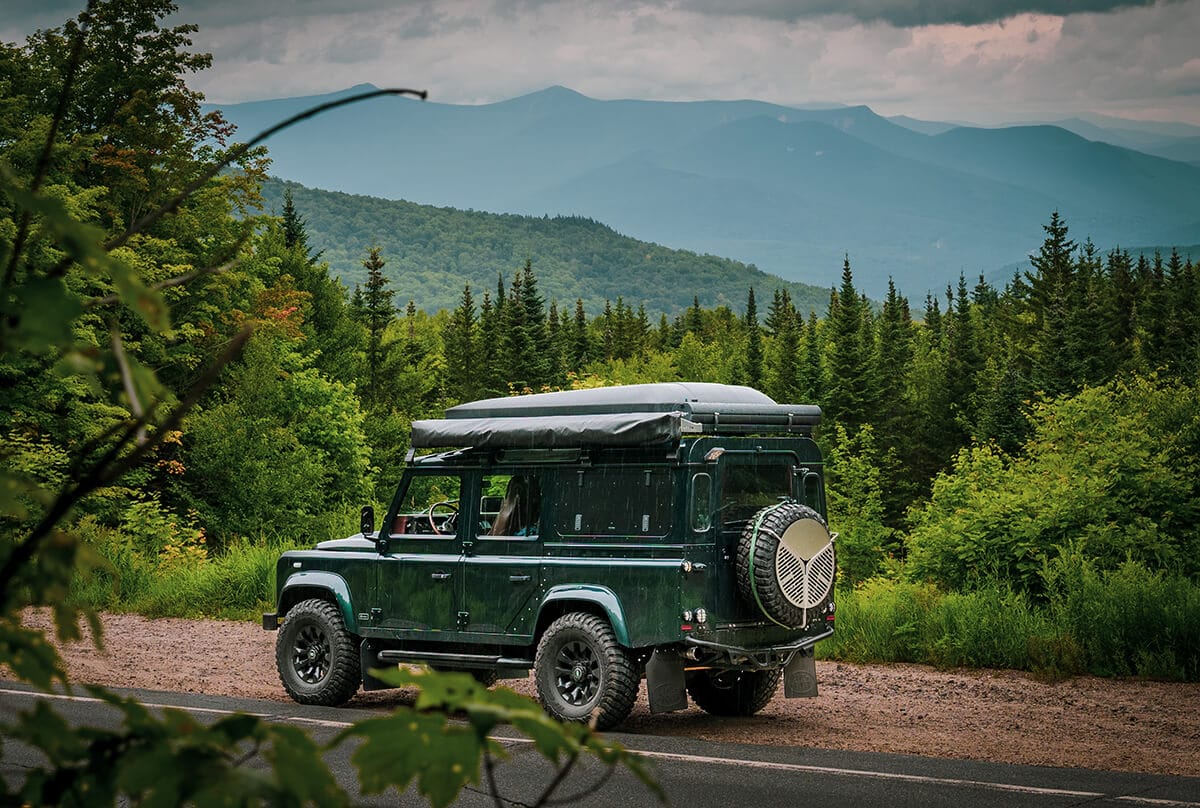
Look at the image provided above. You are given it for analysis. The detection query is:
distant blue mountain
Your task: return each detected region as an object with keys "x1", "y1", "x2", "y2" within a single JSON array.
[{"x1": 209, "y1": 85, "x2": 1200, "y2": 297}]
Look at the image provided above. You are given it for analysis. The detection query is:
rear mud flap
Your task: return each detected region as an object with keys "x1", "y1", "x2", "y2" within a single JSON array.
[
  {"x1": 783, "y1": 647, "x2": 818, "y2": 698},
  {"x1": 645, "y1": 648, "x2": 688, "y2": 713},
  {"x1": 360, "y1": 639, "x2": 392, "y2": 691}
]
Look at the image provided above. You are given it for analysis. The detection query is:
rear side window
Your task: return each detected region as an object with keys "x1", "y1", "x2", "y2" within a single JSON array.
[{"x1": 556, "y1": 468, "x2": 672, "y2": 537}]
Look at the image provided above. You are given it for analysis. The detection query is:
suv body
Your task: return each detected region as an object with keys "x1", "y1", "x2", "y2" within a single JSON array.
[{"x1": 264, "y1": 382, "x2": 835, "y2": 728}]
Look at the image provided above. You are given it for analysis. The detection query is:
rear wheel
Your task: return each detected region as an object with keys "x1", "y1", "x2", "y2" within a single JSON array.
[
  {"x1": 276, "y1": 598, "x2": 361, "y2": 706},
  {"x1": 534, "y1": 612, "x2": 639, "y2": 730},
  {"x1": 687, "y1": 668, "x2": 781, "y2": 717}
]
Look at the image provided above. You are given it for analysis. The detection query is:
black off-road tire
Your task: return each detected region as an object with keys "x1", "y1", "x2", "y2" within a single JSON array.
[
  {"x1": 432, "y1": 666, "x2": 499, "y2": 687},
  {"x1": 686, "y1": 668, "x2": 782, "y2": 717},
  {"x1": 534, "y1": 612, "x2": 639, "y2": 730},
  {"x1": 276, "y1": 598, "x2": 361, "y2": 706},
  {"x1": 736, "y1": 502, "x2": 835, "y2": 628}
]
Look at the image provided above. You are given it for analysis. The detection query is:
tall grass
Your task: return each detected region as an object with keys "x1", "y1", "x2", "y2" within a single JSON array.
[
  {"x1": 821, "y1": 560, "x2": 1200, "y2": 681},
  {"x1": 69, "y1": 503, "x2": 360, "y2": 620}
]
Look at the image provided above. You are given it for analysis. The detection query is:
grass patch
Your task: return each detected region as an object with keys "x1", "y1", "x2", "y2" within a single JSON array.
[{"x1": 821, "y1": 562, "x2": 1200, "y2": 682}]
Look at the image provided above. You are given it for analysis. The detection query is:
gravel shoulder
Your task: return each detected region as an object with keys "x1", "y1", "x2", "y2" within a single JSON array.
[{"x1": 9, "y1": 609, "x2": 1200, "y2": 777}]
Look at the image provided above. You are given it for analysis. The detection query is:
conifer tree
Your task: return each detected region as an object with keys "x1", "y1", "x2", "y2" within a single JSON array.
[
  {"x1": 361, "y1": 246, "x2": 393, "y2": 398},
  {"x1": 800, "y1": 310, "x2": 823, "y2": 403},
  {"x1": 1104, "y1": 248, "x2": 1137, "y2": 371},
  {"x1": 922, "y1": 293, "x2": 942, "y2": 344},
  {"x1": 944, "y1": 274, "x2": 981, "y2": 437},
  {"x1": 571, "y1": 298, "x2": 590, "y2": 372},
  {"x1": 873, "y1": 277, "x2": 913, "y2": 440},
  {"x1": 1027, "y1": 210, "x2": 1078, "y2": 396},
  {"x1": 767, "y1": 290, "x2": 799, "y2": 403},
  {"x1": 546, "y1": 300, "x2": 565, "y2": 386},
  {"x1": 824, "y1": 257, "x2": 870, "y2": 433},
  {"x1": 281, "y1": 188, "x2": 308, "y2": 253},
  {"x1": 478, "y1": 292, "x2": 502, "y2": 395},
  {"x1": 743, "y1": 287, "x2": 763, "y2": 391},
  {"x1": 443, "y1": 284, "x2": 480, "y2": 403}
]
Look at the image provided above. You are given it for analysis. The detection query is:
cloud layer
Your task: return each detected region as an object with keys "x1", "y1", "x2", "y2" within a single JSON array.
[{"x1": 2, "y1": 0, "x2": 1197, "y2": 125}]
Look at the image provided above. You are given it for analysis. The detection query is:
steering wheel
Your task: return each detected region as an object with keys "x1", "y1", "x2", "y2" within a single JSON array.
[{"x1": 426, "y1": 500, "x2": 459, "y2": 535}]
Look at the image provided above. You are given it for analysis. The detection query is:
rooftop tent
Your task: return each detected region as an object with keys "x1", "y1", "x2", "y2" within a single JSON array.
[{"x1": 409, "y1": 383, "x2": 821, "y2": 449}]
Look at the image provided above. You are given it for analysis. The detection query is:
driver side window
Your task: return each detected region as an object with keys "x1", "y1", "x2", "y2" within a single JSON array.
[{"x1": 389, "y1": 474, "x2": 462, "y2": 538}]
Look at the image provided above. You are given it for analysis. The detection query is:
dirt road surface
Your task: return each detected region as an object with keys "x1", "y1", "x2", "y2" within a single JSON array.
[{"x1": 9, "y1": 610, "x2": 1200, "y2": 777}]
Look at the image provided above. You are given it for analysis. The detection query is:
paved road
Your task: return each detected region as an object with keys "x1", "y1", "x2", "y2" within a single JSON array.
[{"x1": 3, "y1": 682, "x2": 1199, "y2": 807}]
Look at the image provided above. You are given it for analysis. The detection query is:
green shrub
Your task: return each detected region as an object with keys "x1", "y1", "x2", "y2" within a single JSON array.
[{"x1": 906, "y1": 376, "x2": 1200, "y2": 594}]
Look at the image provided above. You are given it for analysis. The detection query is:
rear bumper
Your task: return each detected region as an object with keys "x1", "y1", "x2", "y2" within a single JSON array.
[{"x1": 682, "y1": 624, "x2": 833, "y2": 669}]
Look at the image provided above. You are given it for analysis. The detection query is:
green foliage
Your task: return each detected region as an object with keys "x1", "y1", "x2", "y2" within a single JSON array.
[
  {"x1": 825, "y1": 424, "x2": 895, "y2": 587},
  {"x1": 339, "y1": 667, "x2": 662, "y2": 808},
  {"x1": 181, "y1": 337, "x2": 371, "y2": 538},
  {"x1": 14, "y1": 686, "x2": 345, "y2": 807},
  {"x1": 906, "y1": 376, "x2": 1200, "y2": 593}
]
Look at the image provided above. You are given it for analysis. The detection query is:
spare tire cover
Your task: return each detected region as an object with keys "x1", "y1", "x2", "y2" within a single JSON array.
[{"x1": 736, "y1": 502, "x2": 835, "y2": 628}]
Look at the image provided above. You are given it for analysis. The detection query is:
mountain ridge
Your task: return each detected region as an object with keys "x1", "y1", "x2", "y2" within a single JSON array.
[{"x1": 211, "y1": 86, "x2": 1200, "y2": 296}]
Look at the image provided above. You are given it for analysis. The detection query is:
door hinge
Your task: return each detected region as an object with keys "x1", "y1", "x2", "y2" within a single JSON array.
[
  {"x1": 456, "y1": 611, "x2": 470, "y2": 630},
  {"x1": 369, "y1": 607, "x2": 383, "y2": 622}
]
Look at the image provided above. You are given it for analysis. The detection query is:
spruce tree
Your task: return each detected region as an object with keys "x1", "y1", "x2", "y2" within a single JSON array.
[
  {"x1": 743, "y1": 287, "x2": 763, "y2": 391},
  {"x1": 478, "y1": 292, "x2": 502, "y2": 395},
  {"x1": 1027, "y1": 210, "x2": 1078, "y2": 396},
  {"x1": 1104, "y1": 248, "x2": 1137, "y2": 371},
  {"x1": 571, "y1": 298, "x2": 590, "y2": 372},
  {"x1": 443, "y1": 284, "x2": 480, "y2": 403},
  {"x1": 281, "y1": 188, "x2": 308, "y2": 253},
  {"x1": 767, "y1": 291, "x2": 799, "y2": 403},
  {"x1": 824, "y1": 257, "x2": 870, "y2": 433},
  {"x1": 361, "y1": 246, "x2": 394, "y2": 398}
]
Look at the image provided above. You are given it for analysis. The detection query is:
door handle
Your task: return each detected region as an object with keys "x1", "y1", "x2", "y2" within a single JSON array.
[
  {"x1": 509, "y1": 574, "x2": 532, "y2": 583},
  {"x1": 431, "y1": 572, "x2": 452, "y2": 581}
]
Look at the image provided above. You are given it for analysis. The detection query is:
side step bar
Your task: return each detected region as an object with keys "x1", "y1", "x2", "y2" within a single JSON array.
[{"x1": 375, "y1": 648, "x2": 532, "y2": 675}]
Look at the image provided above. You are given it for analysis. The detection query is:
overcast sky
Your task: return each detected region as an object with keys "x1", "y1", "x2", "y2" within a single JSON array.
[{"x1": 5, "y1": 0, "x2": 1200, "y2": 126}]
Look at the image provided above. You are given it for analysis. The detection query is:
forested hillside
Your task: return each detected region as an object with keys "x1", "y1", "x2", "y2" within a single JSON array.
[
  {"x1": 213, "y1": 84, "x2": 1200, "y2": 294},
  {"x1": 257, "y1": 178, "x2": 831, "y2": 317},
  {"x1": 3, "y1": 0, "x2": 1199, "y2": 740}
]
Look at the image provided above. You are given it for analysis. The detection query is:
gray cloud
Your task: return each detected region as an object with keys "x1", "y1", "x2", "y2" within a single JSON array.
[
  {"x1": 666, "y1": 0, "x2": 1177, "y2": 28},
  {"x1": 3, "y1": 0, "x2": 1199, "y2": 127}
]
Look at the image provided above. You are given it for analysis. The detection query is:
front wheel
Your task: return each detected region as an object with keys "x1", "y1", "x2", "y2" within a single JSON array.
[
  {"x1": 687, "y1": 668, "x2": 781, "y2": 716},
  {"x1": 534, "y1": 612, "x2": 639, "y2": 730},
  {"x1": 276, "y1": 598, "x2": 361, "y2": 706}
]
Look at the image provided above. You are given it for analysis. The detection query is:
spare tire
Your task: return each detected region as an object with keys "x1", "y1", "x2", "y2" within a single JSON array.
[{"x1": 736, "y1": 502, "x2": 835, "y2": 628}]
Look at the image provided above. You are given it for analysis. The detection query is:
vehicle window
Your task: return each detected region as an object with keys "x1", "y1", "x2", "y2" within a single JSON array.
[
  {"x1": 390, "y1": 474, "x2": 462, "y2": 538},
  {"x1": 557, "y1": 468, "x2": 672, "y2": 537},
  {"x1": 480, "y1": 473, "x2": 540, "y2": 538},
  {"x1": 691, "y1": 472, "x2": 712, "y2": 532},
  {"x1": 719, "y1": 458, "x2": 795, "y2": 527}
]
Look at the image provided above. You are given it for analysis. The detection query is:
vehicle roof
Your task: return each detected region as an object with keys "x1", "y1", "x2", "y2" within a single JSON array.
[{"x1": 410, "y1": 383, "x2": 820, "y2": 450}]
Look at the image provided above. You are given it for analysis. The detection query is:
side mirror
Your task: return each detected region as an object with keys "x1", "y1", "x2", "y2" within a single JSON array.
[{"x1": 360, "y1": 505, "x2": 375, "y2": 536}]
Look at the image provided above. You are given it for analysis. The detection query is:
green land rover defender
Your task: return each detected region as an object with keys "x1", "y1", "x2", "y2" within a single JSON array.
[{"x1": 263, "y1": 382, "x2": 836, "y2": 729}]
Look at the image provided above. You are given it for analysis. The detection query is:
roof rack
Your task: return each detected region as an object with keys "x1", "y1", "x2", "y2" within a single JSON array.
[{"x1": 410, "y1": 383, "x2": 820, "y2": 449}]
